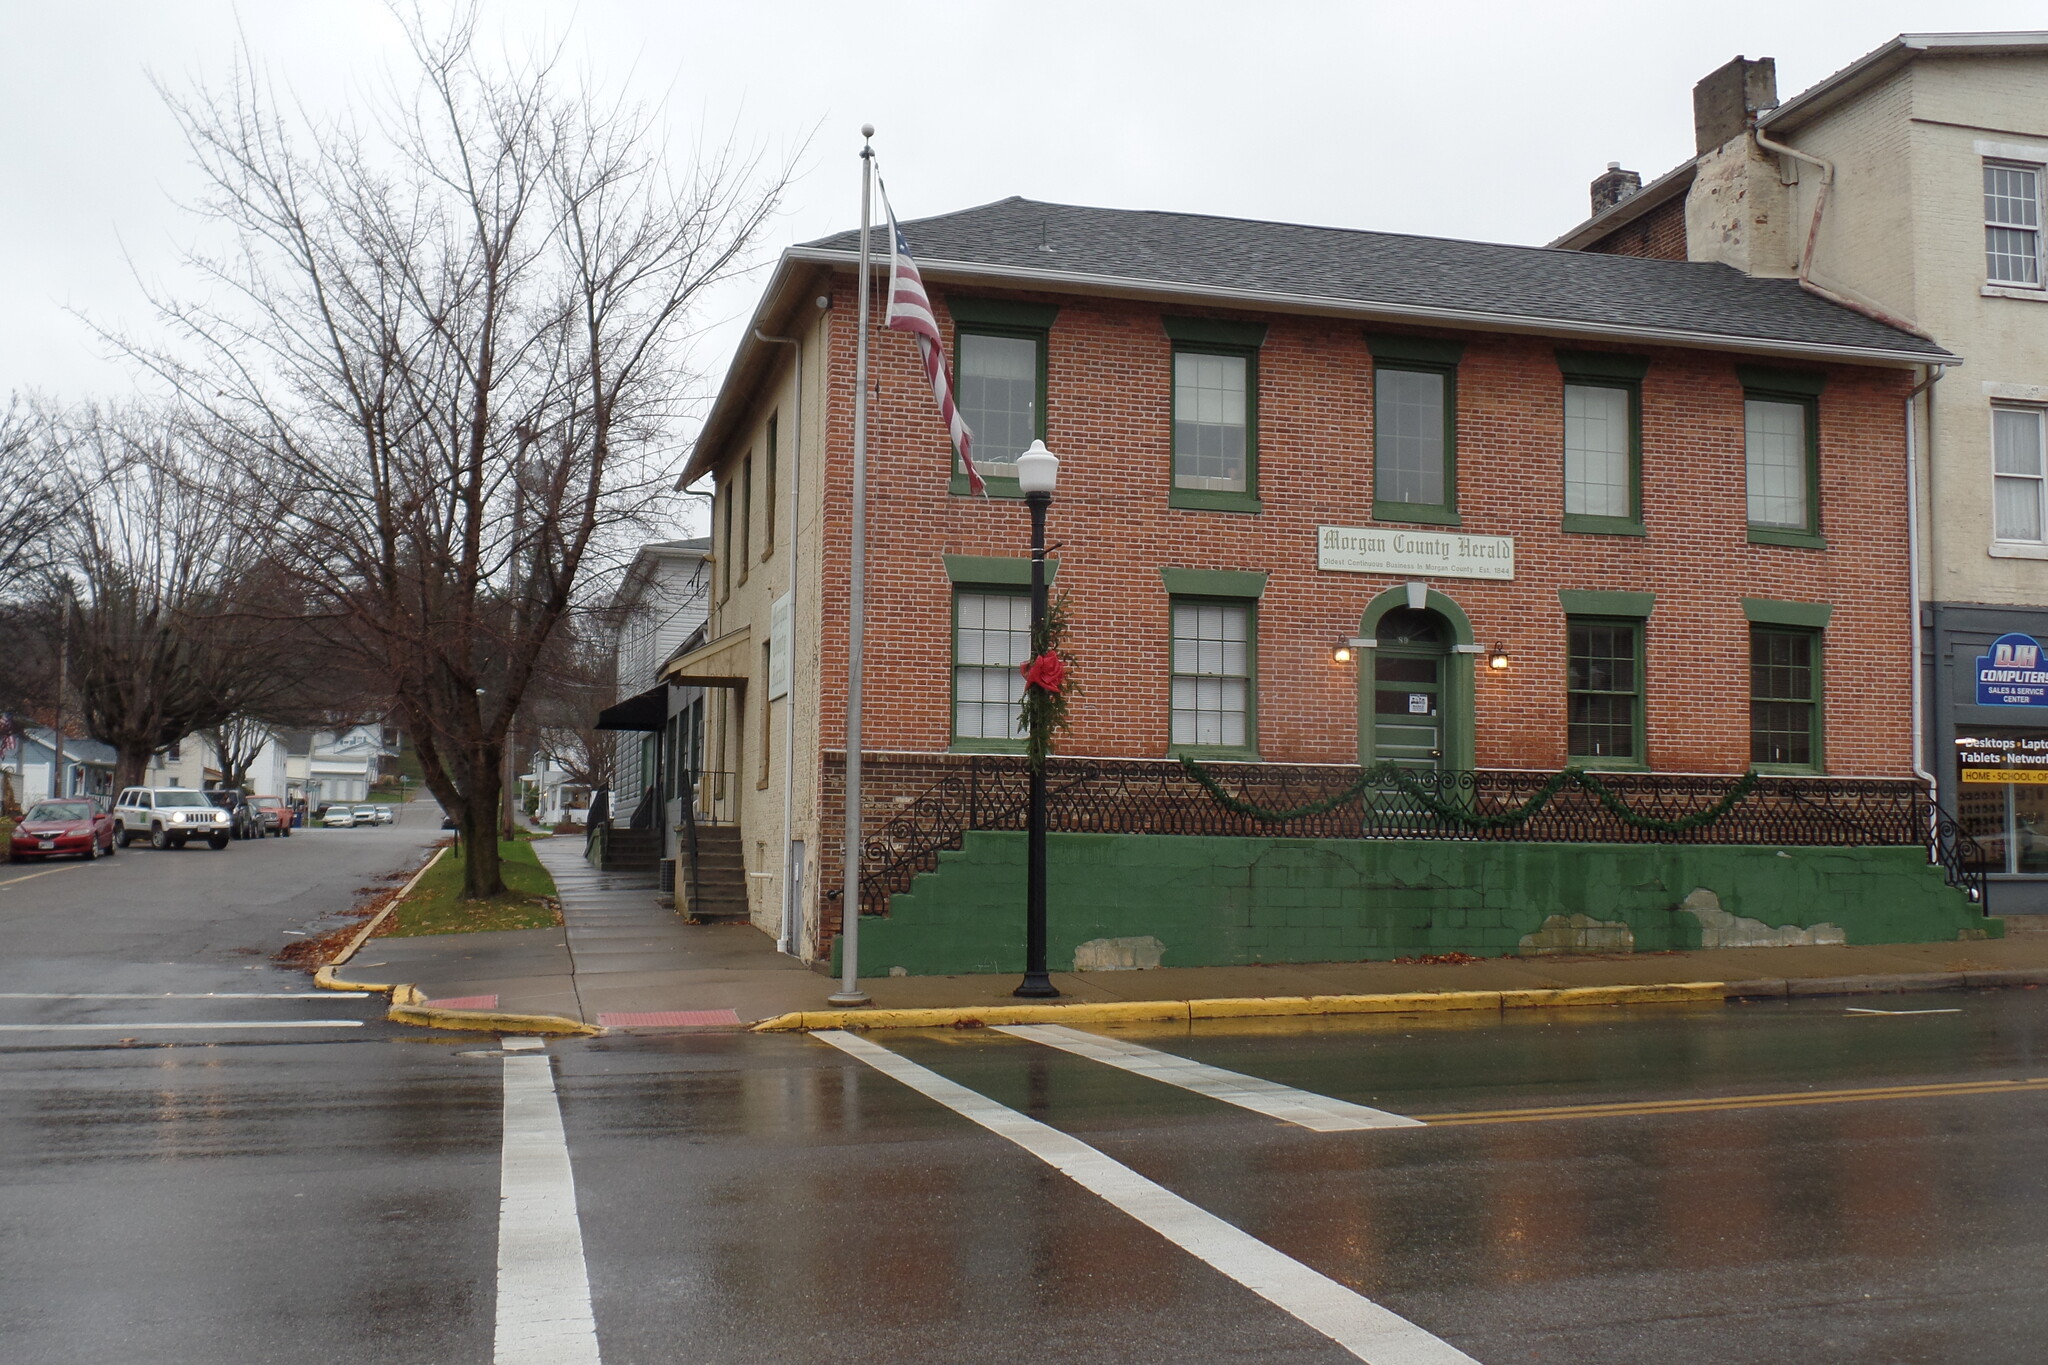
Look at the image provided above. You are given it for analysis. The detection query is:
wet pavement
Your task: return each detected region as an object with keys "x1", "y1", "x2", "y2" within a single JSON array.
[{"x1": 5, "y1": 818, "x2": 2048, "y2": 1362}]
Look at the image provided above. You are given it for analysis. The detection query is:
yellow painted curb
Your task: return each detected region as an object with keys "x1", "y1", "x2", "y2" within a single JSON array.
[
  {"x1": 751, "y1": 981, "x2": 1732, "y2": 1032},
  {"x1": 387, "y1": 1003, "x2": 602, "y2": 1036}
]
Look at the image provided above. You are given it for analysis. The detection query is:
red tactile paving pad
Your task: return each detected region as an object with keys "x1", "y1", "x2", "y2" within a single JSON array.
[
  {"x1": 597, "y1": 1009, "x2": 742, "y2": 1027},
  {"x1": 424, "y1": 995, "x2": 499, "y2": 1010}
]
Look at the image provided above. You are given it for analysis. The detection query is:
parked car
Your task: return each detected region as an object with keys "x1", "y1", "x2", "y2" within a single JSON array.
[
  {"x1": 353, "y1": 805, "x2": 381, "y2": 827},
  {"x1": 204, "y1": 788, "x2": 263, "y2": 840},
  {"x1": 247, "y1": 795, "x2": 292, "y2": 838},
  {"x1": 321, "y1": 805, "x2": 356, "y2": 828},
  {"x1": 8, "y1": 797, "x2": 118, "y2": 861},
  {"x1": 112, "y1": 787, "x2": 232, "y2": 850},
  {"x1": 371, "y1": 805, "x2": 394, "y2": 825}
]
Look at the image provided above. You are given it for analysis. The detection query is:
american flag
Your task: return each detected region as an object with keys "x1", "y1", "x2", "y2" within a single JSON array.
[{"x1": 883, "y1": 195, "x2": 983, "y2": 494}]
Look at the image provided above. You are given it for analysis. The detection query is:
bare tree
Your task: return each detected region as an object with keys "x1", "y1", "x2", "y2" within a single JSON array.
[
  {"x1": 127, "y1": 5, "x2": 783, "y2": 897},
  {"x1": 524, "y1": 612, "x2": 620, "y2": 795},
  {"x1": 202, "y1": 712, "x2": 275, "y2": 791},
  {"x1": 0, "y1": 400, "x2": 82, "y2": 602},
  {"x1": 62, "y1": 410, "x2": 295, "y2": 788}
]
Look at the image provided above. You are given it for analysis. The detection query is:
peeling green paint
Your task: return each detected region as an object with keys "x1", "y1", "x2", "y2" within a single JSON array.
[{"x1": 835, "y1": 833, "x2": 1999, "y2": 976}]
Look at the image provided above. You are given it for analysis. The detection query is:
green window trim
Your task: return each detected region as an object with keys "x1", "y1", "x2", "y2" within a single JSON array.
[
  {"x1": 1735, "y1": 364, "x2": 1828, "y2": 397},
  {"x1": 1742, "y1": 597, "x2": 1833, "y2": 628},
  {"x1": 1740, "y1": 369, "x2": 1824, "y2": 545},
  {"x1": 1166, "y1": 594, "x2": 1259, "y2": 761},
  {"x1": 948, "y1": 297, "x2": 1057, "y2": 499},
  {"x1": 1158, "y1": 567, "x2": 1267, "y2": 598},
  {"x1": 1169, "y1": 337, "x2": 1262, "y2": 514},
  {"x1": 1162, "y1": 316, "x2": 1269, "y2": 348},
  {"x1": 942, "y1": 554, "x2": 1060, "y2": 587},
  {"x1": 945, "y1": 295, "x2": 1061, "y2": 330},
  {"x1": 1749, "y1": 623, "x2": 1825, "y2": 774},
  {"x1": 1565, "y1": 615, "x2": 1648, "y2": 770},
  {"x1": 1558, "y1": 590, "x2": 1655, "y2": 618},
  {"x1": 1365, "y1": 333, "x2": 1467, "y2": 367},
  {"x1": 948, "y1": 586, "x2": 1030, "y2": 755},
  {"x1": 1556, "y1": 349, "x2": 1652, "y2": 382}
]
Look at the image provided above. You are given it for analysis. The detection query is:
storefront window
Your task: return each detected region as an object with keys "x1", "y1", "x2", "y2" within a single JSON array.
[{"x1": 1956, "y1": 728, "x2": 2048, "y2": 875}]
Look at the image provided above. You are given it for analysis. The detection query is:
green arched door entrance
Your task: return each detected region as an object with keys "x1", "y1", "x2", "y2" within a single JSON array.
[{"x1": 1358, "y1": 586, "x2": 1476, "y2": 771}]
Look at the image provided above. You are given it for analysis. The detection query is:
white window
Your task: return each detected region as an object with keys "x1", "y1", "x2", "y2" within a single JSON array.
[
  {"x1": 1375, "y1": 368, "x2": 1447, "y2": 506},
  {"x1": 1564, "y1": 383, "x2": 1632, "y2": 519},
  {"x1": 957, "y1": 332, "x2": 1039, "y2": 479},
  {"x1": 1994, "y1": 407, "x2": 2048, "y2": 543},
  {"x1": 953, "y1": 591, "x2": 1030, "y2": 741},
  {"x1": 1986, "y1": 162, "x2": 2043, "y2": 286},
  {"x1": 1170, "y1": 600, "x2": 1252, "y2": 749},
  {"x1": 1173, "y1": 351, "x2": 1249, "y2": 491},
  {"x1": 1745, "y1": 397, "x2": 1810, "y2": 530}
]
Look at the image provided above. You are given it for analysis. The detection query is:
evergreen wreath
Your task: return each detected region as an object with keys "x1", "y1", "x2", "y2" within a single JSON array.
[{"x1": 1019, "y1": 591, "x2": 1079, "y2": 770}]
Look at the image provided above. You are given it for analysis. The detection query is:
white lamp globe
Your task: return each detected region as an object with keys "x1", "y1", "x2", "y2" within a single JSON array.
[{"x1": 1014, "y1": 439, "x2": 1059, "y2": 494}]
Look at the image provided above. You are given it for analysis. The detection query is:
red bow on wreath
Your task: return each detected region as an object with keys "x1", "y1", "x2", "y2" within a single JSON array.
[{"x1": 1020, "y1": 651, "x2": 1066, "y2": 695}]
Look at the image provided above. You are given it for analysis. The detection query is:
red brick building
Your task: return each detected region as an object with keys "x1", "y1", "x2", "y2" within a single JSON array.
[{"x1": 651, "y1": 198, "x2": 1982, "y2": 972}]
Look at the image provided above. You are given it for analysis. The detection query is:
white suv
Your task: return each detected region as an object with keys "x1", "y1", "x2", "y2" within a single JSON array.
[{"x1": 113, "y1": 787, "x2": 233, "y2": 851}]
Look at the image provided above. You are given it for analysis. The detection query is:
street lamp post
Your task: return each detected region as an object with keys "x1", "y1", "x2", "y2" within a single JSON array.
[{"x1": 1014, "y1": 440, "x2": 1061, "y2": 1000}]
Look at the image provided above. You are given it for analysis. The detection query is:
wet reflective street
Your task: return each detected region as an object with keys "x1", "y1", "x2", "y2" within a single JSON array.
[{"x1": 4, "y1": 824, "x2": 2047, "y2": 1363}]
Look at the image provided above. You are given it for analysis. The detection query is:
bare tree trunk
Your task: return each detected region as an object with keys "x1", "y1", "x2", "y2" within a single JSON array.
[{"x1": 462, "y1": 741, "x2": 503, "y2": 898}]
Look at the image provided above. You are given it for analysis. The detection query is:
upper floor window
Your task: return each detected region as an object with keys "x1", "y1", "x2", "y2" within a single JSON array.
[
  {"x1": 1367, "y1": 334, "x2": 1464, "y2": 526},
  {"x1": 1995, "y1": 407, "x2": 2048, "y2": 543},
  {"x1": 1174, "y1": 351, "x2": 1249, "y2": 491},
  {"x1": 1556, "y1": 350, "x2": 1648, "y2": 536},
  {"x1": 739, "y1": 454, "x2": 753, "y2": 582},
  {"x1": 1738, "y1": 366, "x2": 1826, "y2": 549},
  {"x1": 763, "y1": 415, "x2": 778, "y2": 557},
  {"x1": 1985, "y1": 161, "x2": 2043, "y2": 287},
  {"x1": 1164, "y1": 316, "x2": 1266, "y2": 514},
  {"x1": 947, "y1": 296, "x2": 1059, "y2": 495}
]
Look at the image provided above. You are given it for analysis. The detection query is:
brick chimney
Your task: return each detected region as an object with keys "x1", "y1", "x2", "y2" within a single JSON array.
[
  {"x1": 1591, "y1": 162, "x2": 1642, "y2": 215},
  {"x1": 1693, "y1": 55, "x2": 1778, "y2": 154}
]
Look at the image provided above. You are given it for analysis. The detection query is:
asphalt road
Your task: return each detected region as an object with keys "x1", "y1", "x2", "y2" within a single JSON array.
[{"x1": 3, "y1": 818, "x2": 2047, "y2": 1364}]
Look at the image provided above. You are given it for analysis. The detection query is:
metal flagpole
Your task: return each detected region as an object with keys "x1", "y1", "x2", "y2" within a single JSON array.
[{"x1": 829, "y1": 126, "x2": 876, "y2": 1006}]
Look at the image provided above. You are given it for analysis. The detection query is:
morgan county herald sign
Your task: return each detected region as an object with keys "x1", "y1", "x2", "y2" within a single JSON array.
[{"x1": 1318, "y1": 527, "x2": 1515, "y2": 581}]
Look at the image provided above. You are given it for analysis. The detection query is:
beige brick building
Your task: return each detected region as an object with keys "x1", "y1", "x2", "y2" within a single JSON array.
[{"x1": 1553, "y1": 34, "x2": 2048, "y2": 910}]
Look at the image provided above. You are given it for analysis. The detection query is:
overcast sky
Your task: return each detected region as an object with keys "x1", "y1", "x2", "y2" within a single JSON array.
[{"x1": 5, "y1": 1, "x2": 2042, "y2": 440}]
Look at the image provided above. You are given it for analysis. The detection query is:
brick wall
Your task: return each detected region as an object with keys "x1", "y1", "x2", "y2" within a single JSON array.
[
  {"x1": 1581, "y1": 191, "x2": 1689, "y2": 260},
  {"x1": 807, "y1": 280, "x2": 1916, "y2": 783}
]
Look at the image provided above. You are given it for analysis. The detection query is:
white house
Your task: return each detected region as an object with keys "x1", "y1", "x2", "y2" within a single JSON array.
[{"x1": 601, "y1": 539, "x2": 712, "y2": 829}]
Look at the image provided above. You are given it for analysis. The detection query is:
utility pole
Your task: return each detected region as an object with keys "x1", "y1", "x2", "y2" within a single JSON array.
[{"x1": 51, "y1": 596, "x2": 69, "y2": 797}]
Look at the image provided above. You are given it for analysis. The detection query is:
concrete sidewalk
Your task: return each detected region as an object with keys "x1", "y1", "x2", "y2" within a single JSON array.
[{"x1": 359, "y1": 835, "x2": 2048, "y2": 1026}]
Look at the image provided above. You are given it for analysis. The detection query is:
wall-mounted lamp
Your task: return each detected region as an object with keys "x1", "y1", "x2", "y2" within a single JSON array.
[
  {"x1": 1487, "y1": 643, "x2": 1511, "y2": 671},
  {"x1": 1332, "y1": 642, "x2": 1354, "y2": 664}
]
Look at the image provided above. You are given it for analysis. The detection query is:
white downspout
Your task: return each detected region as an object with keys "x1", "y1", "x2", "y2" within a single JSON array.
[
  {"x1": 755, "y1": 325, "x2": 804, "y2": 956},
  {"x1": 1906, "y1": 363, "x2": 1948, "y2": 795}
]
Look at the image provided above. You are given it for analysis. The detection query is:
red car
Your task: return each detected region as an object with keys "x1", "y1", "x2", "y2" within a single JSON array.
[{"x1": 9, "y1": 797, "x2": 118, "y2": 861}]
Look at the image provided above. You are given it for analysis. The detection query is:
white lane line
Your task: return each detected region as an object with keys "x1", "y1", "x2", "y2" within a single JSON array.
[
  {"x1": 997, "y1": 1024, "x2": 1424, "y2": 1132},
  {"x1": 818, "y1": 1030, "x2": 1476, "y2": 1365},
  {"x1": 1845, "y1": 1007, "x2": 1962, "y2": 1016},
  {"x1": 0, "y1": 992, "x2": 371, "y2": 999},
  {"x1": 495, "y1": 1054, "x2": 602, "y2": 1365},
  {"x1": 0, "y1": 1021, "x2": 366, "y2": 1031}
]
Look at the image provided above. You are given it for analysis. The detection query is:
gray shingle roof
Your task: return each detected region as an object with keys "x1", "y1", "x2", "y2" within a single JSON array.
[{"x1": 804, "y1": 197, "x2": 1950, "y2": 360}]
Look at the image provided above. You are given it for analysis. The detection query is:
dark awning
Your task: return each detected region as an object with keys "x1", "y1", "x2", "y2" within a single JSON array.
[{"x1": 595, "y1": 684, "x2": 669, "y2": 732}]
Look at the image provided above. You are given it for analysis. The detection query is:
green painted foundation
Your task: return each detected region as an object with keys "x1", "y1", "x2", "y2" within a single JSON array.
[{"x1": 834, "y1": 832, "x2": 1998, "y2": 977}]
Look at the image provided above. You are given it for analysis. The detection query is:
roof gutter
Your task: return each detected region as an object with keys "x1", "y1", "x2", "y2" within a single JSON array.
[{"x1": 785, "y1": 245, "x2": 1953, "y2": 366}]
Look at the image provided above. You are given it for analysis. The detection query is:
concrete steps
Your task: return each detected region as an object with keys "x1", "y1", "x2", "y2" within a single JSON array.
[{"x1": 681, "y1": 825, "x2": 750, "y2": 921}]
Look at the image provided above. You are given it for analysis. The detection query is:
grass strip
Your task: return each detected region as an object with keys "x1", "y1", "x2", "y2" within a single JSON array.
[{"x1": 378, "y1": 838, "x2": 561, "y2": 937}]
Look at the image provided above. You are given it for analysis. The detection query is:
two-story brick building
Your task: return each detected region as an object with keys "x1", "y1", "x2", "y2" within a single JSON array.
[
  {"x1": 667, "y1": 195, "x2": 1989, "y2": 977},
  {"x1": 1553, "y1": 35, "x2": 2048, "y2": 909}
]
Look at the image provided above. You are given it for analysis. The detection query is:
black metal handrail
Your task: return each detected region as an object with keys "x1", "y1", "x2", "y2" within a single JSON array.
[{"x1": 854, "y1": 757, "x2": 1991, "y2": 918}]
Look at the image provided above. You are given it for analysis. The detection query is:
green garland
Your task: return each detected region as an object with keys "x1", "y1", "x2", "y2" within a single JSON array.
[{"x1": 1176, "y1": 756, "x2": 1761, "y2": 833}]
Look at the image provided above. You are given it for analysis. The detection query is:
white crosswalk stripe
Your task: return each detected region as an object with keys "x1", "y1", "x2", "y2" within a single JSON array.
[
  {"x1": 996, "y1": 1024, "x2": 1425, "y2": 1131},
  {"x1": 819, "y1": 1030, "x2": 1476, "y2": 1365}
]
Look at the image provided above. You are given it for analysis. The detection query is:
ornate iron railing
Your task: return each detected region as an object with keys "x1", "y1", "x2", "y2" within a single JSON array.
[{"x1": 855, "y1": 757, "x2": 1989, "y2": 917}]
